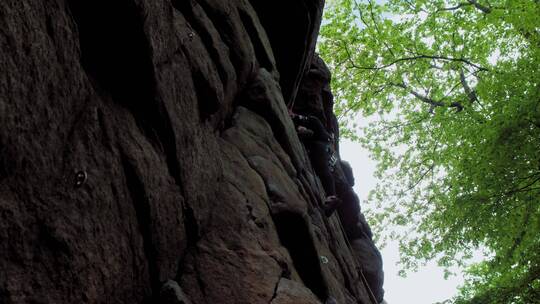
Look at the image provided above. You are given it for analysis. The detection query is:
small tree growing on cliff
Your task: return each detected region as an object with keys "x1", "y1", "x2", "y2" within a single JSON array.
[{"x1": 319, "y1": 0, "x2": 540, "y2": 302}]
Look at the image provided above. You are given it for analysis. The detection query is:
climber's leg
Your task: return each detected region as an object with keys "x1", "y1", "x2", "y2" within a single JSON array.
[{"x1": 309, "y1": 142, "x2": 336, "y2": 196}]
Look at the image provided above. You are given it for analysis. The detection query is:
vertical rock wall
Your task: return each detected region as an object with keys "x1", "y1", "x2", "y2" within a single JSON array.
[{"x1": 0, "y1": 0, "x2": 382, "y2": 303}]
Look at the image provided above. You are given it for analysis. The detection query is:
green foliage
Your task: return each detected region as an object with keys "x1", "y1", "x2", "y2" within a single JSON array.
[{"x1": 319, "y1": 0, "x2": 540, "y2": 302}]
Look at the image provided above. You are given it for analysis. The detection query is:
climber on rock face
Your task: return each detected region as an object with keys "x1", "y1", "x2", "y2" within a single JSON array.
[{"x1": 290, "y1": 112, "x2": 341, "y2": 216}]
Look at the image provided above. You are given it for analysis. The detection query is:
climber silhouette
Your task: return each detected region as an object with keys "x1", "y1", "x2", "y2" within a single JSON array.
[{"x1": 291, "y1": 113, "x2": 341, "y2": 216}]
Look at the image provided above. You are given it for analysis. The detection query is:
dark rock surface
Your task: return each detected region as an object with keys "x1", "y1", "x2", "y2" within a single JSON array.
[{"x1": 0, "y1": 0, "x2": 383, "y2": 303}]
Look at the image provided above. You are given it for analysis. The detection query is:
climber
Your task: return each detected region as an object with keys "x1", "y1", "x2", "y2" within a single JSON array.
[{"x1": 290, "y1": 112, "x2": 341, "y2": 216}]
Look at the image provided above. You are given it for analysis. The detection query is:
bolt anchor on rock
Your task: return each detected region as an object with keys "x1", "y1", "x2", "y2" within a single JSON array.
[{"x1": 75, "y1": 170, "x2": 88, "y2": 187}]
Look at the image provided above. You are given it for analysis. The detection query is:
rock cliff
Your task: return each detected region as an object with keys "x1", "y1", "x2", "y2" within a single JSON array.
[{"x1": 0, "y1": 0, "x2": 383, "y2": 303}]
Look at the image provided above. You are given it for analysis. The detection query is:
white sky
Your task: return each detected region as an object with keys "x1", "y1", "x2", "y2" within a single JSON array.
[{"x1": 340, "y1": 138, "x2": 464, "y2": 304}]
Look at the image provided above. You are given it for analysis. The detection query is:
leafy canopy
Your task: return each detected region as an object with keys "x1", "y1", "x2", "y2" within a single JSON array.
[{"x1": 318, "y1": 0, "x2": 540, "y2": 302}]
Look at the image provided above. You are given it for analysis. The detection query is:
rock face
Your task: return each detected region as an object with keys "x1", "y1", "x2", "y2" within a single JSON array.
[{"x1": 0, "y1": 1, "x2": 383, "y2": 303}]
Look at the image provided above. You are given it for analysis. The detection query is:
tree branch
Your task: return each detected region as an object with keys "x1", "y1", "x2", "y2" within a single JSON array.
[
  {"x1": 352, "y1": 55, "x2": 489, "y2": 72},
  {"x1": 437, "y1": 0, "x2": 492, "y2": 13},
  {"x1": 437, "y1": 2, "x2": 471, "y2": 12},
  {"x1": 391, "y1": 82, "x2": 464, "y2": 112},
  {"x1": 460, "y1": 69, "x2": 479, "y2": 103},
  {"x1": 407, "y1": 165, "x2": 435, "y2": 191},
  {"x1": 341, "y1": 40, "x2": 363, "y2": 71},
  {"x1": 504, "y1": 176, "x2": 540, "y2": 197},
  {"x1": 367, "y1": 0, "x2": 396, "y2": 58},
  {"x1": 467, "y1": 0, "x2": 492, "y2": 14}
]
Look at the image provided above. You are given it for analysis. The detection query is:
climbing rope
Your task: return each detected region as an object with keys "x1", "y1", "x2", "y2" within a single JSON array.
[
  {"x1": 358, "y1": 264, "x2": 379, "y2": 304},
  {"x1": 333, "y1": 214, "x2": 380, "y2": 304}
]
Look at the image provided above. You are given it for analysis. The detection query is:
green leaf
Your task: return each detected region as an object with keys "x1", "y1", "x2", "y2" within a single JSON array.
[{"x1": 319, "y1": 0, "x2": 540, "y2": 302}]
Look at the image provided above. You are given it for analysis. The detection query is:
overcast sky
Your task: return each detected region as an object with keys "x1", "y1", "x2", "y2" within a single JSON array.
[{"x1": 340, "y1": 138, "x2": 463, "y2": 304}]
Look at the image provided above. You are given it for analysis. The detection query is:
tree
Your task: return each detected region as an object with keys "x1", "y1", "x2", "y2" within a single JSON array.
[{"x1": 318, "y1": 0, "x2": 540, "y2": 302}]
